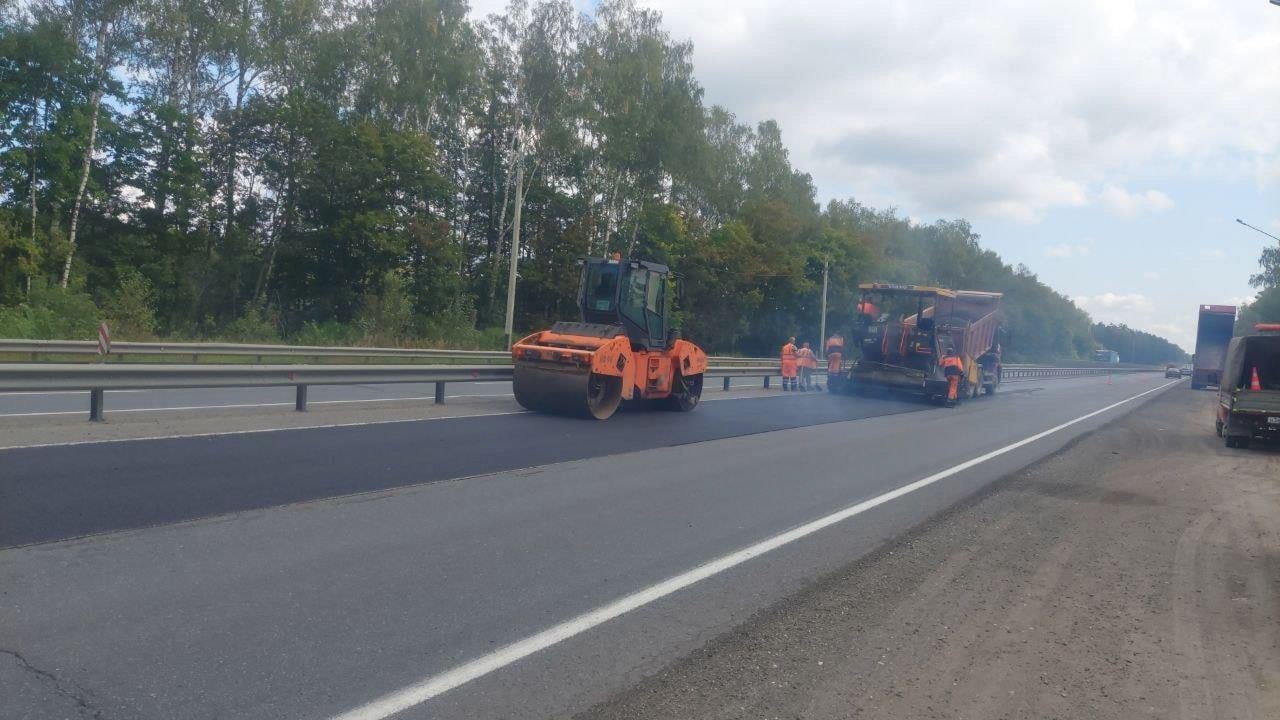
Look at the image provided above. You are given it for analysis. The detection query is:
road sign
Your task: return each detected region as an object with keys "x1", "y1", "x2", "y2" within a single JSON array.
[{"x1": 97, "y1": 322, "x2": 111, "y2": 355}]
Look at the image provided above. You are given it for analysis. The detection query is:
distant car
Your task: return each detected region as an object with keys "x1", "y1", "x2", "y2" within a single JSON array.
[
  {"x1": 1180, "y1": 364, "x2": 1192, "y2": 377},
  {"x1": 1165, "y1": 365, "x2": 1181, "y2": 379}
]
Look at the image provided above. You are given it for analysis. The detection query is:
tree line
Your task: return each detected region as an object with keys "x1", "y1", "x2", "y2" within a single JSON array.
[
  {"x1": 1238, "y1": 230, "x2": 1280, "y2": 332},
  {"x1": 0, "y1": 0, "x2": 1184, "y2": 362}
]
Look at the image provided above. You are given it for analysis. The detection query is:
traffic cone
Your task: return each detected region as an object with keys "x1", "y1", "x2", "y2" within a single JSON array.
[{"x1": 1250, "y1": 366, "x2": 1261, "y2": 391}]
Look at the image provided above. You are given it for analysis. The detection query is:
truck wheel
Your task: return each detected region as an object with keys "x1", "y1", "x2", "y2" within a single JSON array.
[{"x1": 1225, "y1": 435, "x2": 1249, "y2": 449}]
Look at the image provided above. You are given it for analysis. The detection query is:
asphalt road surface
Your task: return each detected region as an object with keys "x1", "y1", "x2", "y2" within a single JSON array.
[
  {"x1": 584, "y1": 385, "x2": 1280, "y2": 720},
  {"x1": 1, "y1": 373, "x2": 1177, "y2": 720}
]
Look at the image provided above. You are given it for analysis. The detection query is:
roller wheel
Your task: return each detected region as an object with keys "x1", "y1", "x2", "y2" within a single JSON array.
[
  {"x1": 514, "y1": 364, "x2": 623, "y2": 420},
  {"x1": 585, "y1": 373, "x2": 624, "y2": 419},
  {"x1": 667, "y1": 372, "x2": 703, "y2": 412}
]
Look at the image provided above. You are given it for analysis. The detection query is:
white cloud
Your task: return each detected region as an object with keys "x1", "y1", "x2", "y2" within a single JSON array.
[
  {"x1": 1045, "y1": 242, "x2": 1092, "y2": 258},
  {"x1": 1098, "y1": 185, "x2": 1175, "y2": 217},
  {"x1": 643, "y1": 0, "x2": 1280, "y2": 222},
  {"x1": 1075, "y1": 292, "x2": 1153, "y2": 313},
  {"x1": 1074, "y1": 291, "x2": 1193, "y2": 351}
]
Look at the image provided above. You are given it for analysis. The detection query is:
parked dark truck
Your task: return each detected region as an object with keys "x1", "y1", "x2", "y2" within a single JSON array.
[
  {"x1": 831, "y1": 283, "x2": 1002, "y2": 406},
  {"x1": 1217, "y1": 324, "x2": 1280, "y2": 449},
  {"x1": 1191, "y1": 304, "x2": 1236, "y2": 389}
]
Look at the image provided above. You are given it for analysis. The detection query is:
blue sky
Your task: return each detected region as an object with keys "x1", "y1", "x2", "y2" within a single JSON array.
[{"x1": 467, "y1": 0, "x2": 1280, "y2": 351}]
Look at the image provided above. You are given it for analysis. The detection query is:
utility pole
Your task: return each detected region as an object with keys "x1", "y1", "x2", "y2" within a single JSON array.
[
  {"x1": 503, "y1": 159, "x2": 525, "y2": 349},
  {"x1": 819, "y1": 257, "x2": 830, "y2": 358}
]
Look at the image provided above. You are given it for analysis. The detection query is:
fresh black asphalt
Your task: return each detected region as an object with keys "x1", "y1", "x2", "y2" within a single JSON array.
[{"x1": 0, "y1": 392, "x2": 921, "y2": 547}]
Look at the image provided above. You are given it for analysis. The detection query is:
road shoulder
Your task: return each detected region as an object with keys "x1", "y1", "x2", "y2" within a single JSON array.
[{"x1": 581, "y1": 388, "x2": 1280, "y2": 720}]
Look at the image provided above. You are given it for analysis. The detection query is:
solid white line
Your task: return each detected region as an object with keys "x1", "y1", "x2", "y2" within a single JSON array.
[
  {"x1": 0, "y1": 410, "x2": 533, "y2": 451},
  {"x1": 0, "y1": 394, "x2": 518, "y2": 418},
  {"x1": 329, "y1": 378, "x2": 1179, "y2": 720}
]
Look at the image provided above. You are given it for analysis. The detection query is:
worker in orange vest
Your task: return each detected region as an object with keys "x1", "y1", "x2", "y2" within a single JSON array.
[
  {"x1": 780, "y1": 336, "x2": 799, "y2": 391},
  {"x1": 941, "y1": 347, "x2": 965, "y2": 406},
  {"x1": 796, "y1": 341, "x2": 817, "y2": 391},
  {"x1": 825, "y1": 333, "x2": 844, "y2": 376}
]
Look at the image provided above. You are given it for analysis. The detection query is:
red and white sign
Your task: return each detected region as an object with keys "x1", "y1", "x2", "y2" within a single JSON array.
[{"x1": 97, "y1": 322, "x2": 111, "y2": 355}]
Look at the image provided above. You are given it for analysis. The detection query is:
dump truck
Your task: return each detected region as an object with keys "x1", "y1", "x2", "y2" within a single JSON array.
[
  {"x1": 511, "y1": 256, "x2": 707, "y2": 420},
  {"x1": 830, "y1": 283, "x2": 1003, "y2": 405},
  {"x1": 1217, "y1": 323, "x2": 1280, "y2": 448},
  {"x1": 1191, "y1": 304, "x2": 1236, "y2": 389}
]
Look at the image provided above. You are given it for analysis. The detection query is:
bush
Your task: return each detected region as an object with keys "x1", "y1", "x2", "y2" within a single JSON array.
[
  {"x1": 103, "y1": 268, "x2": 157, "y2": 340},
  {"x1": 355, "y1": 271, "x2": 414, "y2": 345},
  {"x1": 220, "y1": 306, "x2": 281, "y2": 342},
  {"x1": 291, "y1": 320, "x2": 361, "y2": 347},
  {"x1": 0, "y1": 280, "x2": 101, "y2": 339}
]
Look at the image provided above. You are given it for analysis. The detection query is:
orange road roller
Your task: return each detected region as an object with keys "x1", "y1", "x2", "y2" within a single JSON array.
[{"x1": 512, "y1": 257, "x2": 707, "y2": 420}]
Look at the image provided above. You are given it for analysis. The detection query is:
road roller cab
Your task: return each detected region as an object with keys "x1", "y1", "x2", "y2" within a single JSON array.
[{"x1": 512, "y1": 257, "x2": 708, "y2": 420}]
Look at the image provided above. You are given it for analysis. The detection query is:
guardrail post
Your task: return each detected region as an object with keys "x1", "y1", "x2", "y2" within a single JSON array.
[
  {"x1": 89, "y1": 389, "x2": 104, "y2": 421},
  {"x1": 192, "y1": 353, "x2": 199, "y2": 363},
  {"x1": 435, "y1": 381, "x2": 446, "y2": 404},
  {"x1": 295, "y1": 385, "x2": 307, "y2": 412},
  {"x1": 763, "y1": 375, "x2": 771, "y2": 389},
  {"x1": 722, "y1": 377, "x2": 731, "y2": 391}
]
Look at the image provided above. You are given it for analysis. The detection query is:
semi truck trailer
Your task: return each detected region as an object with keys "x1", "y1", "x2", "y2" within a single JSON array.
[{"x1": 1192, "y1": 304, "x2": 1236, "y2": 389}]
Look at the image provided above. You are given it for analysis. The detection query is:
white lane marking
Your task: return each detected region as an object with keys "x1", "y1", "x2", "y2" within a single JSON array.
[
  {"x1": 0, "y1": 389, "x2": 150, "y2": 396},
  {"x1": 0, "y1": 410, "x2": 533, "y2": 451},
  {"x1": 329, "y1": 378, "x2": 1179, "y2": 720},
  {"x1": 0, "y1": 394, "x2": 518, "y2": 418}
]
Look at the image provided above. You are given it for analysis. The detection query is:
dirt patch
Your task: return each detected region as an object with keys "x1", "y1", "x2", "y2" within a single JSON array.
[{"x1": 581, "y1": 389, "x2": 1280, "y2": 720}]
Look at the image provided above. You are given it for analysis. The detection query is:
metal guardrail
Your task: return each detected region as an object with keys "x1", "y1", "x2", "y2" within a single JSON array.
[
  {"x1": 0, "y1": 363, "x2": 786, "y2": 421},
  {"x1": 1000, "y1": 365, "x2": 1154, "y2": 381},
  {"x1": 0, "y1": 338, "x2": 1160, "y2": 422}
]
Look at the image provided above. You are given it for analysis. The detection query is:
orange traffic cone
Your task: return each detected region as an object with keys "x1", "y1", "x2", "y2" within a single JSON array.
[{"x1": 1250, "y1": 366, "x2": 1262, "y2": 391}]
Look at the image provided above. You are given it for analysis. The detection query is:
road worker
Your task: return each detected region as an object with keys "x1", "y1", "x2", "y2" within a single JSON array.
[
  {"x1": 825, "y1": 333, "x2": 844, "y2": 376},
  {"x1": 796, "y1": 341, "x2": 817, "y2": 391},
  {"x1": 780, "y1": 336, "x2": 799, "y2": 391},
  {"x1": 941, "y1": 346, "x2": 965, "y2": 407}
]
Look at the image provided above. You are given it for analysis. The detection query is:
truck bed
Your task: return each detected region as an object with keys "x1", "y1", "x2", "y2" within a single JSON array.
[{"x1": 1231, "y1": 389, "x2": 1280, "y2": 415}]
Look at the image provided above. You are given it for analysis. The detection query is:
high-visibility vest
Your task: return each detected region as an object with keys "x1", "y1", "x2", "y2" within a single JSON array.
[
  {"x1": 941, "y1": 355, "x2": 964, "y2": 374},
  {"x1": 781, "y1": 343, "x2": 797, "y2": 360},
  {"x1": 826, "y1": 336, "x2": 844, "y2": 353},
  {"x1": 797, "y1": 348, "x2": 816, "y2": 368}
]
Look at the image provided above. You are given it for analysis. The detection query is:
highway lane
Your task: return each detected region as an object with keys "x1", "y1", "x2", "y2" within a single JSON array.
[
  {"x1": 0, "y1": 373, "x2": 1177, "y2": 720},
  {"x1": 0, "y1": 390, "x2": 919, "y2": 547}
]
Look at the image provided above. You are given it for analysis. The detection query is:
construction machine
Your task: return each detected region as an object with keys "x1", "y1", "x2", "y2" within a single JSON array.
[
  {"x1": 831, "y1": 283, "x2": 1003, "y2": 405},
  {"x1": 511, "y1": 256, "x2": 708, "y2": 420}
]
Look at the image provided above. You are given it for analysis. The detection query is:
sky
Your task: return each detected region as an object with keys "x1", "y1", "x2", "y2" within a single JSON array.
[{"x1": 470, "y1": 0, "x2": 1280, "y2": 352}]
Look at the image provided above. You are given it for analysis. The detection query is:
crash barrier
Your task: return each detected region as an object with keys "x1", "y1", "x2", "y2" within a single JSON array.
[
  {"x1": 0, "y1": 339, "x2": 773, "y2": 367},
  {"x1": 999, "y1": 365, "x2": 1155, "y2": 381},
  {"x1": 0, "y1": 354, "x2": 1158, "y2": 422},
  {"x1": 0, "y1": 363, "x2": 785, "y2": 421}
]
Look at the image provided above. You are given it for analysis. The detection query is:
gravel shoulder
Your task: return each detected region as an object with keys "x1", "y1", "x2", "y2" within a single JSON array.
[{"x1": 582, "y1": 387, "x2": 1280, "y2": 720}]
